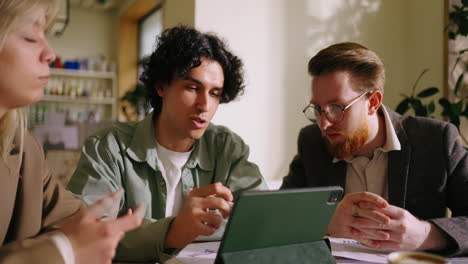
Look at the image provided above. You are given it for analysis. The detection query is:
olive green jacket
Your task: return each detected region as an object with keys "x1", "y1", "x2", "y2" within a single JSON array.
[{"x1": 68, "y1": 113, "x2": 267, "y2": 262}]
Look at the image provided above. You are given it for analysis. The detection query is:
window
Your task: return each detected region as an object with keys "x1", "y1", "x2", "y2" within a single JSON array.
[{"x1": 139, "y1": 8, "x2": 163, "y2": 62}]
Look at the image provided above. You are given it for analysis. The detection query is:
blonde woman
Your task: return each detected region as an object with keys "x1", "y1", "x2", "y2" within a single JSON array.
[{"x1": 0, "y1": 0, "x2": 143, "y2": 263}]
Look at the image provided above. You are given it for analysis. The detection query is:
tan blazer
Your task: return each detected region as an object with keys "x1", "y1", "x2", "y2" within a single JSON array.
[{"x1": 0, "y1": 132, "x2": 83, "y2": 263}]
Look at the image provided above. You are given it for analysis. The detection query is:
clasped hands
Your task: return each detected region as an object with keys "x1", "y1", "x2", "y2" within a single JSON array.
[{"x1": 326, "y1": 192, "x2": 447, "y2": 251}]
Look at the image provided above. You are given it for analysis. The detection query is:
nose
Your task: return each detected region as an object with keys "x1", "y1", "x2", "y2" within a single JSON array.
[
  {"x1": 318, "y1": 113, "x2": 333, "y2": 131},
  {"x1": 196, "y1": 91, "x2": 210, "y2": 112},
  {"x1": 41, "y1": 39, "x2": 56, "y2": 64}
]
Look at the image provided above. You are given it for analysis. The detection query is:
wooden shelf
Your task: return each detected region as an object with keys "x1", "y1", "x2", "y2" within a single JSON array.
[
  {"x1": 50, "y1": 68, "x2": 116, "y2": 79},
  {"x1": 42, "y1": 95, "x2": 115, "y2": 105},
  {"x1": 41, "y1": 68, "x2": 118, "y2": 120}
]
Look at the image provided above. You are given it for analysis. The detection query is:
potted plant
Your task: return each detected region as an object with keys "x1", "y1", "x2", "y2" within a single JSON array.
[
  {"x1": 396, "y1": 69, "x2": 468, "y2": 145},
  {"x1": 395, "y1": 0, "x2": 468, "y2": 145},
  {"x1": 120, "y1": 83, "x2": 151, "y2": 121}
]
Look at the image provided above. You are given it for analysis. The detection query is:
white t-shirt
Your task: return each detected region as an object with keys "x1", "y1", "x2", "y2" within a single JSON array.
[{"x1": 155, "y1": 141, "x2": 192, "y2": 217}]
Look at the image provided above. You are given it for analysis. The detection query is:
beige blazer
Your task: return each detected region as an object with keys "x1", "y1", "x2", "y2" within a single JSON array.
[{"x1": 0, "y1": 131, "x2": 82, "y2": 263}]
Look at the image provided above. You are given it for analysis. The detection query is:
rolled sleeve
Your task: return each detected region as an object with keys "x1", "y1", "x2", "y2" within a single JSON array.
[{"x1": 115, "y1": 217, "x2": 176, "y2": 262}]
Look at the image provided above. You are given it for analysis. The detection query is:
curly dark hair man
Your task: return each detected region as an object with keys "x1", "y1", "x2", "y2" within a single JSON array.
[
  {"x1": 140, "y1": 25, "x2": 245, "y2": 115},
  {"x1": 68, "y1": 25, "x2": 267, "y2": 263}
]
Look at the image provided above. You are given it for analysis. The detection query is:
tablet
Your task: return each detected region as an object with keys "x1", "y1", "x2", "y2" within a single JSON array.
[{"x1": 217, "y1": 186, "x2": 343, "y2": 254}]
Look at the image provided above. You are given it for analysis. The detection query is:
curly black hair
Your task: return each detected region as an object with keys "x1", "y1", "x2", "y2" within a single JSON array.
[{"x1": 140, "y1": 26, "x2": 245, "y2": 115}]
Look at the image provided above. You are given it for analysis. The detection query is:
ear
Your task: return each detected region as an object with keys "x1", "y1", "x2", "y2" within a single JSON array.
[
  {"x1": 156, "y1": 85, "x2": 165, "y2": 97},
  {"x1": 368, "y1": 91, "x2": 382, "y2": 115}
]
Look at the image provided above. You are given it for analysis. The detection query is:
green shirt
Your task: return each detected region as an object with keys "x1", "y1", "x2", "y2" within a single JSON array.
[{"x1": 67, "y1": 113, "x2": 267, "y2": 262}]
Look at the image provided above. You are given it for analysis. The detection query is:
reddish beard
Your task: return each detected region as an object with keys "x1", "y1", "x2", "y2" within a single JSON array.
[{"x1": 324, "y1": 120, "x2": 369, "y2": 160}]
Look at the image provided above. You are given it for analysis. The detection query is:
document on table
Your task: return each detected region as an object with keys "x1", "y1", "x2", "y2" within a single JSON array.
[
  {"x1": 175, "y1": 239, "x2": 385, "y2": 264},
  {"x1": 173, "y1": 238, "x2": 468, "y2": 264},
  {"x1": 329, "y1": 238, "x2": 391, "y2": 264},
  {"x1": 174, "y1": 241, "x2": 220, "y2": 264},
  {"x1": 330, "y1": 238, "x2": 468, "y2": 264}
]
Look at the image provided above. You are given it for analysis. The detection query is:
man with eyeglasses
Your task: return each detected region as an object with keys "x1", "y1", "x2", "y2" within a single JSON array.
[{"x1": 281, "y1": 42, "x2": 468, "y2": 256}]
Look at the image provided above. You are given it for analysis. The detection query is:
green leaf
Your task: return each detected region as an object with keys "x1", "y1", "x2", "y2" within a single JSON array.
[
  {"x1": 411, "y1": 99, "x2": 428, "y2": 117},
  {"x1": 460, "y1": 23, "x2": 468, "y2": 37},
  {"x1": 462, "y1": 0, "x2": 468, "y2": 7},
  {"x1": 427, "y1": 101, "x2": 436, "y2": 115},
  {"x1": 451, "y1": 115, "x2": 461, "y2": 129},
  {"x1": 453, "y1": 101, "x2": 464, "y2": 115},
  {"x1": 439, "y1": 98, "x2": 451, "y2": 107},
  {"x1": 451, "y1": 4, "x2": 461, "y2": 11},
  {"x1": 417, "y1": 87, "x2": 439, "y2": 98},
  {"x1": 449, "y1": 31, "x2": 456, "y2": 40},
  {"x1": 396, "y1": 98, "x2": 410, "y2": 115},
  {"x1": 439, "y1": 98, "x2": 452, "y2": 117},
  {"x1": 462, "y1": 103, "x2": 468, "y2": 118},
  {"x1": 454, "y1": 73, "x2": 464, "y2": 96},
  {"x1": 411, "y1": 69, "x2": 429, "y2": 96},
  {"x1": 451, "y1": 57, "x2": 462, "y2": 74}
]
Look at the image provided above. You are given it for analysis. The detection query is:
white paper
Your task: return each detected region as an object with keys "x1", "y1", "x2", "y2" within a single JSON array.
[
  {"x1": 175, "y1": 241, "x2": 220, "y2": 264},
  {"x1": 329, "y1": 238, "x2": 392, "y2": 264},
  {"x1": 449, "y1": 257, "x2": 468, "y2": 264},
  {"x1": 335, "y1": 257, "x2": 379, "y2": 264}
]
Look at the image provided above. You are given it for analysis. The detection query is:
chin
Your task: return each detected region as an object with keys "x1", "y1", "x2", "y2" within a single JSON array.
[
  {"x1": 325, "y1": 136, "x2": 346, "y2": 145},
  {"x1": 26, "y1": 97, "x2": 43, "y2": 107},
  {"x1": 32, "y1": 95, "x2": 44, "y2": 104},
  {"x1": 188, "y1": 129, "x2": 207, "y2": 140},
  {"x1": 30, "y1": 90, "x2": 44, "y2": 104},
  {"x1": 13, "y1": 96, "x2": 43, "y2": 109}
]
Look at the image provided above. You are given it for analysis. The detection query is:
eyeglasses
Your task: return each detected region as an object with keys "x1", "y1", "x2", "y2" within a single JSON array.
[{"x1": 303, "y1": 91, "x2": 370, "y2": 124}]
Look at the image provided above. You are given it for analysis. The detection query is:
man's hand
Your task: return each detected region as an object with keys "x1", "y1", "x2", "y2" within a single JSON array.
[
  {"x1": 60, "y1": 191, "x2": 144, "y2": 264},
  {"x1": 164, "y1": 182, "x2": 233, "y2": 249},
  {"x1": 351, "y1": 204, "x2": 448, "y2": 251},
  {"x1": 327, "y1": 192, "x2": 390, "y2": 238}
]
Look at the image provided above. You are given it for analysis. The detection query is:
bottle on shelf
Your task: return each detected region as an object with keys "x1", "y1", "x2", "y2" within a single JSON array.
[{"x1": 41, "y1": 53, "x2": 117, "y2": 121}]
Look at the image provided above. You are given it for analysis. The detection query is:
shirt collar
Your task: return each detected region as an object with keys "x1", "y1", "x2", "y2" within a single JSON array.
[
  {"x1": 185, "y1": 131, "x2": 214, "y2": 171},
  {"x1": 379, "y1": 105, "x2": 401, "y2": 152},
  {"x1": 332, "y1": 105, "x2": 401, "y2": 163},
  {"x1": 126, "y1": 112, "x2": 160, "y2": 171},
  {"x1": 125, "y1": 112, "x2": 214, "y2": 171}
]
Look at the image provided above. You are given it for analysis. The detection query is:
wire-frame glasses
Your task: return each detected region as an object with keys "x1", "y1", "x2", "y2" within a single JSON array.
[{"x1": 302, "y1": 91, "x2": 370, "y2": 124}]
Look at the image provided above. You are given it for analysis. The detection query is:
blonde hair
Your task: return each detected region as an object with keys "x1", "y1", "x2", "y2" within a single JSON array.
[
  {"x1": 0, "y1": 110, "x2": 26, "y2": 164},
  {"x1": 0, "y1": 0, "x2": 58, "y2": 164},
  {"x1": 308, "y1": 42, "x2": 385, "y2": 94}
]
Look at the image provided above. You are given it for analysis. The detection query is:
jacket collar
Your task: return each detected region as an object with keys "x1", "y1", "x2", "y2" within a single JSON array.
[
  {"x1": 385, "y1": 106, "x2": 411, "y2": 208},
  {"x1": 125, "y1": 112, "x2": 214, "y2": 172}
]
